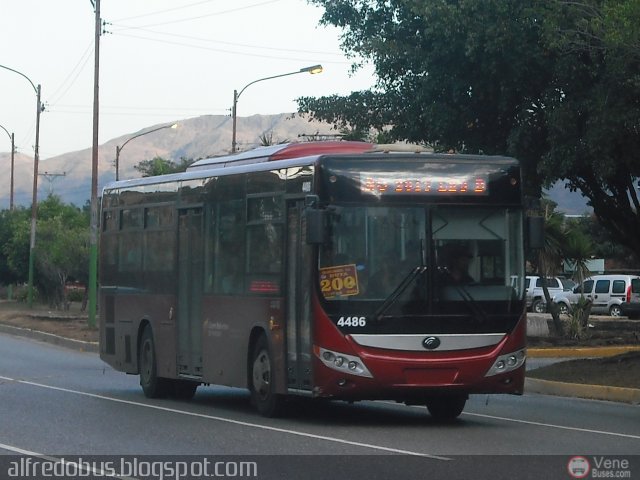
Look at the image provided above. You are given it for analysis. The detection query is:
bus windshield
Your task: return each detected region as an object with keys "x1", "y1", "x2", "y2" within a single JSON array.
[{"x1": 318, "y1": 205, "x2": 524, "y2": 316}]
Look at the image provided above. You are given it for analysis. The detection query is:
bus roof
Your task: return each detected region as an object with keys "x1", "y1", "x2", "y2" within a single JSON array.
[
  {"x1": 102, "y1": 141, "x2": 518, "y2": 194},
  {"x1": 187, "y1": 141, "x2": 374, "y2": 171}
]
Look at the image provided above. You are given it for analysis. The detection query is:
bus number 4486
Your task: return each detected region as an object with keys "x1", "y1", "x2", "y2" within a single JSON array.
[{"x1": 337, "y1": 316, "x2": 367, "y2": 327}]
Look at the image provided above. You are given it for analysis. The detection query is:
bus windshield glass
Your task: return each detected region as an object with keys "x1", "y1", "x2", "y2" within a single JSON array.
[{"x1": 318, "y1": 205, "x2": 525, "y2": 327}]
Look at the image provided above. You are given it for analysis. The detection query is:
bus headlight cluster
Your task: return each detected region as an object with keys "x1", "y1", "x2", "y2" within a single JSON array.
[
  {"x1": 318, "y1": 347, "x2": 373, "y2": 378},
  {"x1": 485, "y1": 349, "x2": 526, "y2": 377}
]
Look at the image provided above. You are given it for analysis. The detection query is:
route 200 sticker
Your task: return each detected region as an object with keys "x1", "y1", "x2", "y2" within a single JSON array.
[{"x1": 319, "y1": 264, "x2": 359, "y2": 298}]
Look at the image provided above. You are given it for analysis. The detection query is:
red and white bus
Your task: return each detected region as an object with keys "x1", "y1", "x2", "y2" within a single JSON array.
[{"x1": 99, "y1": 141, "x2": 535, "y2": 419}]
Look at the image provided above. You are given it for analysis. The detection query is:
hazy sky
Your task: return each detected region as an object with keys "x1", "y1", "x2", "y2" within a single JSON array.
[{"x1": 0, "y1": 0, "x2": 374, "y2": 159}]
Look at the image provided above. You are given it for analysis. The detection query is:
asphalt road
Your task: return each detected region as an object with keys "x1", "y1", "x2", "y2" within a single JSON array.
[{"x1": 1, "y1": 333, "x2": 639, "y2": 479}]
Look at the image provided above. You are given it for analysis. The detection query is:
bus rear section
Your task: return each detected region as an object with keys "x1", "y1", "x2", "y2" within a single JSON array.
[{"x1": 99, "y1": 143, "x2": 529, "y2": 420}]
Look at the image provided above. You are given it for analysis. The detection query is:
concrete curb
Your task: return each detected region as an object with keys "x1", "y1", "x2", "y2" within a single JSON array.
[
  {"x1": 526, "y1": 378, "x2": 640, "y2": 405},
  {"x1": 528, "y1": 345, "x2": 640, "y2": 358},
  {"x1": 0, "y1": 323, "x2": 98, "y2": 353}
]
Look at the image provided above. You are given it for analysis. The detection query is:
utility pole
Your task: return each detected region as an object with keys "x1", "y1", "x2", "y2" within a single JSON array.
[
  {"x1": 0, "y1": 124, "x2": 15, "y2": 210},
  {"x1": 88, "y1": 0, "x2": 101, "y2": 328},
  {"x1": 39, "y1": 171, "x2": 66, "y2": 196},
  {"x1": 9, "y1": 132, "x2": 14, "y2": 210}
]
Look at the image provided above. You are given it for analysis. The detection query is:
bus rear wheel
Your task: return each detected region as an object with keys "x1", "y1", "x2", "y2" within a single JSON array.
[
  {"x1": 250, "y1": 335, "x2": 284, "y2": 417},
  {"x1": 139, "y1": 325, "x2": 170, "y2": 398},
  {"x1": 426, "y1": 395, "x2": 467, "y2": 421}
]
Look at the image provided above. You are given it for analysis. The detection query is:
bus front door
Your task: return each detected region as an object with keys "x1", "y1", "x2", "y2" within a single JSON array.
[
  {"x1": 177, "y1": 207, "x2": 204, "y2": 378},
  {"x1": 286, "y1": 202, "x2": 313, "y2": 392}
]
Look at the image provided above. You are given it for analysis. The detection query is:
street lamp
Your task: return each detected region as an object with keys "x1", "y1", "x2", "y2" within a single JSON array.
[
  {"x1": 115, "y1": 123, "x2": 178, "y2": 181},
  {"x1": 0, "y1": 64, "x2": 43, "y2": 308},
  {"x1": 0, "y1": 123, "x2": 15, "y2": 210},
  {"x1": 231, "y1": 64, "x2": 323, "y2": 153}
]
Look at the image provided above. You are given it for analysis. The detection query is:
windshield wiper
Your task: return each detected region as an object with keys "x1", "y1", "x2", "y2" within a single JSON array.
[
  {"x1": 373, "y1": 266, "x2": 427, "y2": 322},
  {"x1": 445, "y1": 281, "x2": 489, "y2": 324}
]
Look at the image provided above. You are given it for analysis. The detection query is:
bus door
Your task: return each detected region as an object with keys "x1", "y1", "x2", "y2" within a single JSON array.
[
  {"x1": 177, "y1": 207, "x2": 204, "y2": 377},
  {"x1": 285, "y1": 201, "x2": 313, "y2": 392}
]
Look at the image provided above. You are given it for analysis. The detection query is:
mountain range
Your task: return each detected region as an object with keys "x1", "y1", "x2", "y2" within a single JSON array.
[{"x1": 0, "y1": 113, "x2": 590, "y2": 214}]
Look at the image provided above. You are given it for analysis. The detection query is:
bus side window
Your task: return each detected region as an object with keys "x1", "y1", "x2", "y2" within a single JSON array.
[
  {"x1": 213, "y1": 199, "x2": 245, "y2": 295},
  {"x1": 246, "y1": 195, "x2": 283, "y2": 295}
]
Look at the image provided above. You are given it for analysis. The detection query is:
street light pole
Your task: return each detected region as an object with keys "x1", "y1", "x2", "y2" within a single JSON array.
[
  {"x1": 231, "y1": 64, "x2": 323, "y2": 153},
  {"x1": 0, "y1": 64, "x2": 43, "y2": 308},
  {"x1": 0, "y1": 124, "x2": 15, "y2": 210},
  {"x1": 1, "y1": 123, "x2": 16, "y2": 300},
  {"x1": 115, "y1": 123, "x2": 178, "y2": 181}
]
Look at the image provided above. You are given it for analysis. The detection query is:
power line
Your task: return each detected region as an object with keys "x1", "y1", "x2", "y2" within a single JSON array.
[
  {"x1": 109, "y1": 24, "x2": 345, "y2": 57},
  {"x1": 112, "y1": 31, "x2": 350, "y2": 64},
  {"x1": 112, "y1": 0, "x2": 221, "y2": 22},
  {"x1": 113, "y1": 0, "x2": 282, "y2": 29},
  {"x1": 48, "y1": 42, "x2": 95, "y2": 106}
]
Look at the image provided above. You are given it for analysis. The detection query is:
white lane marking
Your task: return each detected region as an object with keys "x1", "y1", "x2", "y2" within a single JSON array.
[
  {"x1": 0, "y1": 442, "x2": 136, "y2": 479},
  {"x1": 0, "y1": 443, "x2": 43, "y2": 456},
  {"x1": 0, "y1": 375, "x2": 449, "y2": 460},
  {"x1": 462, "y1": 411, "x2": 640, "y2": 440},
  {"x1": 380, "y1": 400, "x2": 640, "y2": 441}
]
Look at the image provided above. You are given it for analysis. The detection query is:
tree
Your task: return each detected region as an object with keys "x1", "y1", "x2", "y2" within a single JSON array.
[
  {"x1": 0, "y1": 207, "x2": 30, "y2": 287},
  {"x1": 573, "y1": 214, "x2": 637, "y2": 268},
  {"x1": 134, "y1": 156, "x2": 193, "y2": 177},
  {"x1": 298, "y1": 0, "x2": 551, "y2": 196},
  {"x1": 540, "y1": 0, "x2": 640, "y2": 258},
  {"x1": 299, "y1": 0, "x2": 640, "y2": 256},
  {"x1": 32, "y1": 196, "x2": 89, "y2": 309}
]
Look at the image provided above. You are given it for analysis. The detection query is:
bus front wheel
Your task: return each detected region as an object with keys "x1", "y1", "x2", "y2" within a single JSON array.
[
  {"x1": 250, "y1": 335, "x2": 285, "y2": 417},
  {"x1": 426, "y1": 395, "x2": 467, "y2": 421},
  {"x1": 139, "y1": 325, "x2": 170, "y2": 398}
]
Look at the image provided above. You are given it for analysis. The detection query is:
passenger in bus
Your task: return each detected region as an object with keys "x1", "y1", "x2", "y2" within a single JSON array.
[
  {"x1": 368, "y1": 262, "x2": 396, "y2": 297},
  {"x1": 440, "y1": 244, "x2": 475, "y2": 285}
]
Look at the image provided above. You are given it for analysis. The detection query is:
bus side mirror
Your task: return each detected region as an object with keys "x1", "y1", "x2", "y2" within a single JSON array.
[
  {"x1": 527, "y1": 216, "x2": 544, "y2": 250},
  {"x1": 305, "y1": 208, "x2": 327, "y2": 245}
]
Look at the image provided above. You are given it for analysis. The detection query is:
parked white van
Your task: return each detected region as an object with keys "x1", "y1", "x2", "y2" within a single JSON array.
[{"x1": 553, "y1": 274, "x2": 640, "y2": 316}]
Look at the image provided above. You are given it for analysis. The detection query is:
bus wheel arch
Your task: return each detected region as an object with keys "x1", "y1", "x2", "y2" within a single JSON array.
[
  {"x1": 248, "y1": 330, "x2": 285, "y2": 417},
  {"x1": 136, "y1": 319, "x2": 152, "y2": 373},
  {"x1": 138, "y1": 322, "x2": 170, "y2": 398}
]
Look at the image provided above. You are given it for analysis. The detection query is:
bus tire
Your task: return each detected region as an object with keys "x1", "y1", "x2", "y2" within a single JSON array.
[
  {"x1": 426, "y1": 395, "x2": 466, "y2": 421},
  {"x1": 250, "y1": 335, "x2": 285, "y2": 417},
  {"x1": 139, "y1": 325, "x2": 170, "y2": 398}
]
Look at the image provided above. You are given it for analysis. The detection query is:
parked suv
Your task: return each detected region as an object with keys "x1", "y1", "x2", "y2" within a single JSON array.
[
  {"x1": 525, "y1": 276, "x2": 576, "y2": 313},
  {"x1": 553, "y1": 274, "x2": 640, "y2": 317}
]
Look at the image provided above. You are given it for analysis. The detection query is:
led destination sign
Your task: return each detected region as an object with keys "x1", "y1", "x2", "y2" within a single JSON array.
[{"x1": 360, "y1": 173, "x2": 489, "y2": 196}]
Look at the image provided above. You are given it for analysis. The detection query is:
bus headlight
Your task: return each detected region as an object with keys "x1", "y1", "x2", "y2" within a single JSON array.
[
  {"x1": 316, "y1": 347, "x2": 373, "y2": 378},
  {"x1": 485, "y1": 349, "x2": 526, "y2": 377}
]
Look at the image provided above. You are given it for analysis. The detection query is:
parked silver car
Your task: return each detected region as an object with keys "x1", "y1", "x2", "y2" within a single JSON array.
[
  {"x1": 525, "y1": 275, "x2": 576, "y2": 313},
  {"x1": 553, "y1": 274, "x2": 640, "y2": 317}
]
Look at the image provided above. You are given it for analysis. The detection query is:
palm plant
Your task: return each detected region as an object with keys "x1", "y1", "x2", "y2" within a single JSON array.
[
  {"x1": 562, "y1": 225, "x2": 595, "y2": 336},
  {"x1": 536, "y1": 209, "x2": 565, "y2": 334},
  {"x1": 563, "y1": 226, "x2": 594, "y2": 291}
]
